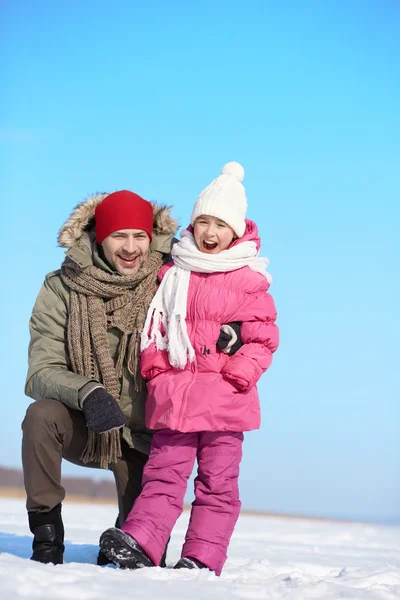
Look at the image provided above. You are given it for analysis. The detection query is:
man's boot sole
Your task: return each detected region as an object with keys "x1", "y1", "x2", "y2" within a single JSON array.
[{"x1": 99, "y1": 528, "x2": 154, "y2": 569}]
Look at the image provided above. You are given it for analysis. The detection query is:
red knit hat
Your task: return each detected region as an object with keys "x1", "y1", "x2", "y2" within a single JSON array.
[{"x1": 95, "y1": 190, "x2": 153, "y2": 245}]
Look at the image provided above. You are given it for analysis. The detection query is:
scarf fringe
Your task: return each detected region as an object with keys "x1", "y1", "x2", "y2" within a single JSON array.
[
  {"x1": 168, "y1": 313, "x2": 195, "y2": 368},
  {"x1": 80, "y1": 429, "x2": 122, "y2": 470}
]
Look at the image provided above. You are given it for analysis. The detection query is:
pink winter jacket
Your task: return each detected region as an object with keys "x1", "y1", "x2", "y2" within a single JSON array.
[{"x1": 140, "y1": 220, "x2": 279, "y2": 433}]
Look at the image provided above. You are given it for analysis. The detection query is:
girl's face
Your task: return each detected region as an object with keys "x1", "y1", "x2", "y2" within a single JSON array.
[{"x1": 193, "y1": 215, "x2": 236, "y2": 254}]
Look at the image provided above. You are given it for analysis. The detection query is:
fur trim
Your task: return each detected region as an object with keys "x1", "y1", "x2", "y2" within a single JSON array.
[{"x1": 58, "y1": 192, "x2": 178, "y2": 248}]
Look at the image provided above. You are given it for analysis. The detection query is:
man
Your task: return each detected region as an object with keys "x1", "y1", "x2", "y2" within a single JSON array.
[{"x1": 23, "y1": 190, "x2": 240, "y2": 566}]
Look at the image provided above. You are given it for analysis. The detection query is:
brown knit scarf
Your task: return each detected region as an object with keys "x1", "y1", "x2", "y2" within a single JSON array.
[{"x1": 60, "y1": 251, "x2": 164, "y2": 469}]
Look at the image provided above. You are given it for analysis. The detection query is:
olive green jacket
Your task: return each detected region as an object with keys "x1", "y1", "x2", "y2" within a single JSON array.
[{"x1": 25, "y1": 193, "x2": 178, "y2": 455}]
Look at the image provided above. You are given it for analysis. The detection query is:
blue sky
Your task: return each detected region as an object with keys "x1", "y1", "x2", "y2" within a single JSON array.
[{"x1": 1, "y1": 0, "x2": 399, "y2": 523}]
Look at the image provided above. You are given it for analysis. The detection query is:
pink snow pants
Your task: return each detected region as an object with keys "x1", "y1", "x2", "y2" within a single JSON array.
[{"x1": 121, "y1": 429, "x2": 244, "y2": 575}]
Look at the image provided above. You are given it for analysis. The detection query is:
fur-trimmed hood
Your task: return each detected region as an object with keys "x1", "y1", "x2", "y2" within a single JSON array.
[{"x1": 58, "y1": 192, "x2": 178, "y2": 249}]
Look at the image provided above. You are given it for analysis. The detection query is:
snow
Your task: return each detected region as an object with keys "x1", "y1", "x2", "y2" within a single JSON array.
[{"x1": 0, "y1": 498, "x2": 399, "y2": 599}]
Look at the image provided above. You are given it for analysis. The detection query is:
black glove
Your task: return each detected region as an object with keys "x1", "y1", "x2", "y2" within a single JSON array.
[
  {"x1": 217, "y1": 321, "x2": 243, "y2": 355},
  {"x1": 82, "y1": 388, "x2": 126, "y2": 434}
]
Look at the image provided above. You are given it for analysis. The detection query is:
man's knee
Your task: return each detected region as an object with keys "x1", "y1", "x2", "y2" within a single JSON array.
[{"x1": 22, "y1": 400, "x2": 69, "y2": 435}]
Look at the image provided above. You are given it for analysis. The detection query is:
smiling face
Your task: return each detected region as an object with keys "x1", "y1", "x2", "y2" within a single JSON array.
[
  {"x1": 101, "y1": 229, "x2": 150, "y2": 275},
  {"x1": 193, "y1": 215, "x2": 236, "y2": 254}
]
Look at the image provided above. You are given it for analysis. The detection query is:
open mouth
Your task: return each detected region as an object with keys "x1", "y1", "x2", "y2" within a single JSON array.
[
  {"x1": 117, "y1": 255, "x2": 139, "y2": 266},
  {"x1": 203, "y1": 241, "x2": 218, "y2": 251}
]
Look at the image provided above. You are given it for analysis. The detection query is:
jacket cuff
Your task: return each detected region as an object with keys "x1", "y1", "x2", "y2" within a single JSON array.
[{"x1": 78, "y1": 381, "x2": 104, "y2": 409}]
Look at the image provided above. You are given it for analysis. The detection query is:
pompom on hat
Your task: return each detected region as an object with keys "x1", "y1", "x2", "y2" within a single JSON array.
[
  {"x1": 95, "y1": 190, "x2": 153, "y2": 245},
  {"x1": 190, "y1": 161, "x2": 247, "y2": 237}
]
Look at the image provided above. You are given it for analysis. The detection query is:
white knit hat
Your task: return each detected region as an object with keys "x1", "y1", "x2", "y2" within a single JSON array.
[{"x1": 190, "y1": 161, "x2": 247, "y2": 237}]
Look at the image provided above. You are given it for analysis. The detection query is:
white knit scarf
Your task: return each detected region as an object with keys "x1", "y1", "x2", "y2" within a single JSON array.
[{"x1": 141, "y1": 229, "x2": 272, "y2": 369}]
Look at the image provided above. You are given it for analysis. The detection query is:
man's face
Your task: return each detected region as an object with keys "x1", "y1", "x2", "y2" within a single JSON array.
[{"x1": 101, "y1": 229, "x2": 151, "y2": 275}]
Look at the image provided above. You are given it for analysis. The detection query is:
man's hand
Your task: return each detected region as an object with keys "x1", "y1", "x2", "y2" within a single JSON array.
[
  {"x1": 82, "y1": 388, "x2": 126, "y2": 433},
  {"x1": 217, "y1": 321, "x2": 243, "y2": 355}
]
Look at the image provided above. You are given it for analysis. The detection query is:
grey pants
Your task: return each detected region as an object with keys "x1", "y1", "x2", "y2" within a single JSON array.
[{"x1": 21, "y1": 399, "x2": 148, "y2": 525}]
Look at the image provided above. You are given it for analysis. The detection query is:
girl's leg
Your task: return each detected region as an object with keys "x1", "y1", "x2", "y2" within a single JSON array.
[
  {"x1": 121, "y1": 429, "x2": 197, "y2": 565},
  {"x1": 182, "y1": 431, "x2": 244, "y2": 575}
]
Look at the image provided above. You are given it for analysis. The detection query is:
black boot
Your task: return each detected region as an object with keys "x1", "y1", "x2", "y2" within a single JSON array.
[
  {"x1": 174, "y1": 556, "x2": 207, "y2": 569},
  {"x1": 97, "y1": 514, "x2": 121, "y2": 566},
  {"x1": 97, "y1": 516, "x2": 169, "y2": 568},
  {"x1": 98, "y1": 538, "x2": 169, "y2": 567},
  {"x1": 99, "y1": 527, "x2": 154, "y2": 569},
  {"x1": 28, "y1": 504, "x2": 65, "y2": 565}
]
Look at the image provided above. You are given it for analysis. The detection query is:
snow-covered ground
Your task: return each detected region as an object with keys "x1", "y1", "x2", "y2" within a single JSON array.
[{"x1": 0, "y1": 498, "x2": 399, "y2": 599}]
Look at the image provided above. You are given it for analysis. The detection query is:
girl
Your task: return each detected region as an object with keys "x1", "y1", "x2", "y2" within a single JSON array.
[{"x1": 100, "y1": 162, "x2": 279, "y2": 575}]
